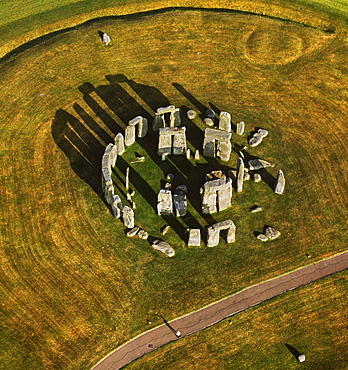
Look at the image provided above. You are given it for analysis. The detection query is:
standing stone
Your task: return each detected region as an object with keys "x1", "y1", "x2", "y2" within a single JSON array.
[
  {"x1": 111, "y1": 195, "x2": 122, "y2": 218},
  {"x1": 158, "y1": 127, "x2": 187, "y2": 156},
  {"x1": 194, "y1": 150, "x2": 200, "y2": 160},
  {"x1": 203, "y1": 128, "x2": 231, "y2": 161},
  {"x1": 275, "y1": 170, "x2": 285, "y2": 194},
  {"x1": 206, "y1": 109, "x2": 215, "y2": 119},
  {"x1": 102, "y1": 33, "x2": 111, "y2": 45},
  {"x1": 207, "y1": 227, "x2": 220, "y2": 247},
  {"x1": 237, "y1": 157, "x2": 244, "y2": 193},
  {"x1": 125, "y1": 167, "x2": 130, "y2": 190},
  {"x1": 253, "y1": 173, "x2": 262, "y2": 182},
  {"x1": 157, "y1": 189, "x2": 173, "y2": 215},
  {"x1": 115, "y1": 133, "x2": 125, "y2": 155},
  {"x1": 236, "y1": 121, "x2": 245, "y2": 135},
  {"x1": 170, "y1": 108, "x2": 181, "y2": 127},
  {"x1": 298, "y1": 355, "x2": 306, "y2": 363},
  {"x1": 186, "y1": 149, "x2": 191, "y2": 159},
  {"x1": 204, "y1": 118, "x2": 214, "y2": 126},
  {"x1": 226, "y1": 221, "x2": 236, "y2": 243},
  {"x1": 187, "y1": 110, "x2": 196, "y2": 119},
  {"x1": 188, "y1": 229, "x2": 201, "y2": 246},
  {"x1": 153, "y1": 113, "x2": 165, "y2": 131},
  {"x1": 201, "y1": 178, "x2": 232, "y2": 214},
  {"x1": 137, "y1": 117, "x2": 148, "y2": 138},
  {"x1": 219, "y1": 111, "x2": 231, "y2": 132},
  {"x1": 173, "y1": 191, "x2": 187, "y2": 217},
  {"x1": 125, "y1": 125, "x2": 136, "y2": 146},
  {"x1": 122, "y1": 206, "x2": 134, "y2": 228}
]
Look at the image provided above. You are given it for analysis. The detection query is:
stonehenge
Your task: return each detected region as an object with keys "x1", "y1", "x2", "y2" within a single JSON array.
[
  {"x1": 207, "y1": 220, "x2": 236, "y2": 247},
  {"x1": 203, "y1": 128, "x2": 232, "y2": 161},
  {"x1": 201, "y1": 177, "x2": 233, "y2": 214},
  {"x1": 158, "y1": 127, "x2": 187, "y2": 156}
]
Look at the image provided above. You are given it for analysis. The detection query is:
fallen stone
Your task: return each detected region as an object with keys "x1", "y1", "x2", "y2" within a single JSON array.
[
  {"x1": 249, "y1": 128, "x2": 269, "y2": 147},
  {"x1": 131, "y1": 156, "x2": 145, "y2": 163},
  {"x1": 138, "y1": 229, "x2": 149, "y2": 240},
  {"x1": 188, "y1": 229, "x2": 201, "y2": 246},
  {"x1": 257, "y1": 234, "x2": 268, "y2": 242},
  {"x1": 248, "y1": 159, "x2": 275, "y2": 171},
  {"x1": 275, "y1": 169, "x2": 285, "y2": 194},
  {"x1": 151, "y1": 239, "x2": 175, "y2": 257},
  {"x1": 236, "y1": 121, "x2": 245, "y2": 135},
  {"x1": 127, "y1": 227, "x2": 139, "y2": 237},
  {"x1": 187, "y1": 110, "x2": 196, "y2": 119},
  {"x1": 265, "y1": 226, "x2": 281, "y2": 240},
  {"x1": 161, "y1": 225, "x2": 170, "y2": 235},
  {"x1": 243, "y1": 172, "x2": 250, "y2": 181},
  {"x1": 250, "y1": 205, "x2": 262, "y2": 213}
]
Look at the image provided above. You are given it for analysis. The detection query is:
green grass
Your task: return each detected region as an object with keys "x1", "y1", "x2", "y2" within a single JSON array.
[
  {"x1": 125, "y1": 270, "x2": 348, "y2": 370},
  {"x1": 0, "y1": 3, "x2": 348, "y2": 370}
]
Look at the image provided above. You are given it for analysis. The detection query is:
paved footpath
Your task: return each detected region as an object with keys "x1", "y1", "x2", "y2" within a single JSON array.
[{"x1": 92, "y1": 251, "x2": 348, "y2": 370}]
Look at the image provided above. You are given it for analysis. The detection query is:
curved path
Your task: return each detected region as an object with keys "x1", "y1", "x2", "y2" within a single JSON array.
[{"x1": 93, "y1": 251, "x2": 348, "y2": 369}]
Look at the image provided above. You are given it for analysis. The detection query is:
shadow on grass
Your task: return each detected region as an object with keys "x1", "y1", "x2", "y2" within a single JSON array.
[
  {"x1": 285, "y1": 343, "x2": 302, "y2": 360},
  {"x1": 52, "y1": 74, "x2": 226, "y2": 239}
]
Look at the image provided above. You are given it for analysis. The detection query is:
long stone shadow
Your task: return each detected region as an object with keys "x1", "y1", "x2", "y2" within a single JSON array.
[{"x1": 52, "y1": 75, "x2": 236, "y2": 239}]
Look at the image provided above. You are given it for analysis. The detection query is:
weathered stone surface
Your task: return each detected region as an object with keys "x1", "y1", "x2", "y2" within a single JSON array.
[
  {"x1": 236, "y1": 121, "x2": 245, "y2": 135},
  {"x1": 207, "y1": 227, "x2": 220, "y2": 247},
  {"x1": 137, "y1": 117, "x2": 148, "y2": 138},
  {"x1": 210, "y1": 219, "x2": 236, "y2": 243},
  {"x1": 248, "y1": 159, "x2": 275, "y2": 171},
  {"x1": 237, "y1": 157, "x2": 244, "y2": 193},
  {"x1": 157, "y1": 189, "x2": 173, "y2": 215},
  {"x1": 201, "y1": 178, "x2": 232, "y2": 213},
  {"x1": 194, "y1": 150, "x2": 200, "y2": 160},
  {"x1": 187, "y1": 110, "x2": 196, "y2": 119},
  {"x1": 249, "y1": 128, "x2": 269, "y2": 147},
  {"x1": 275, "y1": 169, "x2": 285, "y2": 194},
  {"x1": 102, "y1": 33, "x2": 111, "y2": 45},
  {"x1": 166, "y1": 173, "x2": 174, "y2": 181},
  {"x1": 257, "y1": 234, "x2": 268, "y2": 242},
  {"x1": 219, "y1": 111, "x2": 231, "y2": 132},
  {"x1": 128, "y1": 116, "x2": 142, "y2": 126},
  {"x1": 206, "y1": 170, "x2": 226, "y2": 181},
  {"x1": 151, "y1": 239, "x2": 175, "y2": 257},
  {"x1": 188, "y1": 229, "x2": 201, "y2": 246},
  {"x1": 125, "y1": 167, "x2": 130, "y2": 190},
  {"x1": 153, "y1": 113, "x2": 165, "y2": 131},
  {"x1": 186, "y1": 149, "x2": 191, "y2": 159},
  {"x1": 158, "y1": 127, "x2": 187, "y2": 156},
  {"x1": 226, "y1": 222, "x2": 236, "y2": 243},
  {"x1": 125, "y1": 125, "x2": 136, "y2": 146},
  {"x1": 253, "y1": 173, "x2": 262, "y2": 182},
  {"x1": 213, "y1": 219, "x2": 234, "y2": 230},
  {"x1": 250, "y1": 205, "x2": 262, "y2": 213},
  {"x1": 176, "y1": 184, "x2": 187, "y2": 193},
  {"x1": 265, "y1": 226, "x2": 281, "y2": 240},
  {"x1": 164, "y1": 182, "x2": 172, "y2": 190},
  {"x1": 170, "y1": 108, "x2": 181, "y2": 127},
  {"x1": 115, "y1": 133, "x2": 125, "y2": 155},
  {"x1": 127, "y1": 227, "x2": 139, "y2": 237},
  {"x1": 173, "y1": 191, "x2": 187, "y2": 217},
  {"x1": 111, "y1": 195, "x2": 122, "y2": 218},
  {"x1": 157, "y1": 105, "x2": 176, "y2": 115},
  {"x1": 161, "y1": 225, "x2": 170, "y2": 235},
  {"x1": 122, "y1": 206, "x2": 134, "y2": 228},
  {"x1": 137, "y1": 229, "x2": 149, "y2": 240},
  {"x1": 298, "y1": 355, "x2": 306, "y2": 363},
  {"x1": 206, "y1": 109, "x2": 215, "y2": 119},
  {"x1": 243, "y1": 172, "x2": 250, "y2": 181},
  {"x1": 203, "y1": 128, "x2": 232, "y2": 161},
  {"x1": 204, "y1": 118, "x2": 214, "y2": 126}
]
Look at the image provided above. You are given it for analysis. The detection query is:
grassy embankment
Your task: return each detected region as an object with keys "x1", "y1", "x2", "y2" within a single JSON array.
[
  {"x1": 126, "y1": 270, "x2": 348, "y2": 369},
  {"x1": 0, "y1": 2, "x2": 348, "y2": 370}
]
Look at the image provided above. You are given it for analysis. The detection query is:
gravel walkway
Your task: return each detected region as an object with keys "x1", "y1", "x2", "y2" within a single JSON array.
[{"x1": 92, "y1": 251, "x2": 348, "y2": 370}]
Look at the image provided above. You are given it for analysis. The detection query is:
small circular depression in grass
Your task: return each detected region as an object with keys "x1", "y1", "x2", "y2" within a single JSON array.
[{"x1": 246, "y1": 29, "x2": 303, "y2": 65}]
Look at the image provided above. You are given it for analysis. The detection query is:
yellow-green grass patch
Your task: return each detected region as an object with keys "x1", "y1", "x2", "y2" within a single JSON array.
[{"x1": 0, "y1": 9, "x2": 347, "y2": 369}]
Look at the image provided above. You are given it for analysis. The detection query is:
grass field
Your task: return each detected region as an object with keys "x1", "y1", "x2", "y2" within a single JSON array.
[
  {"x1": 125, "y1": 270, "x2": 348, "y2": 369},
  {"x1": 0, "y1": 1, "x2": 348, "y2": 369}
]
